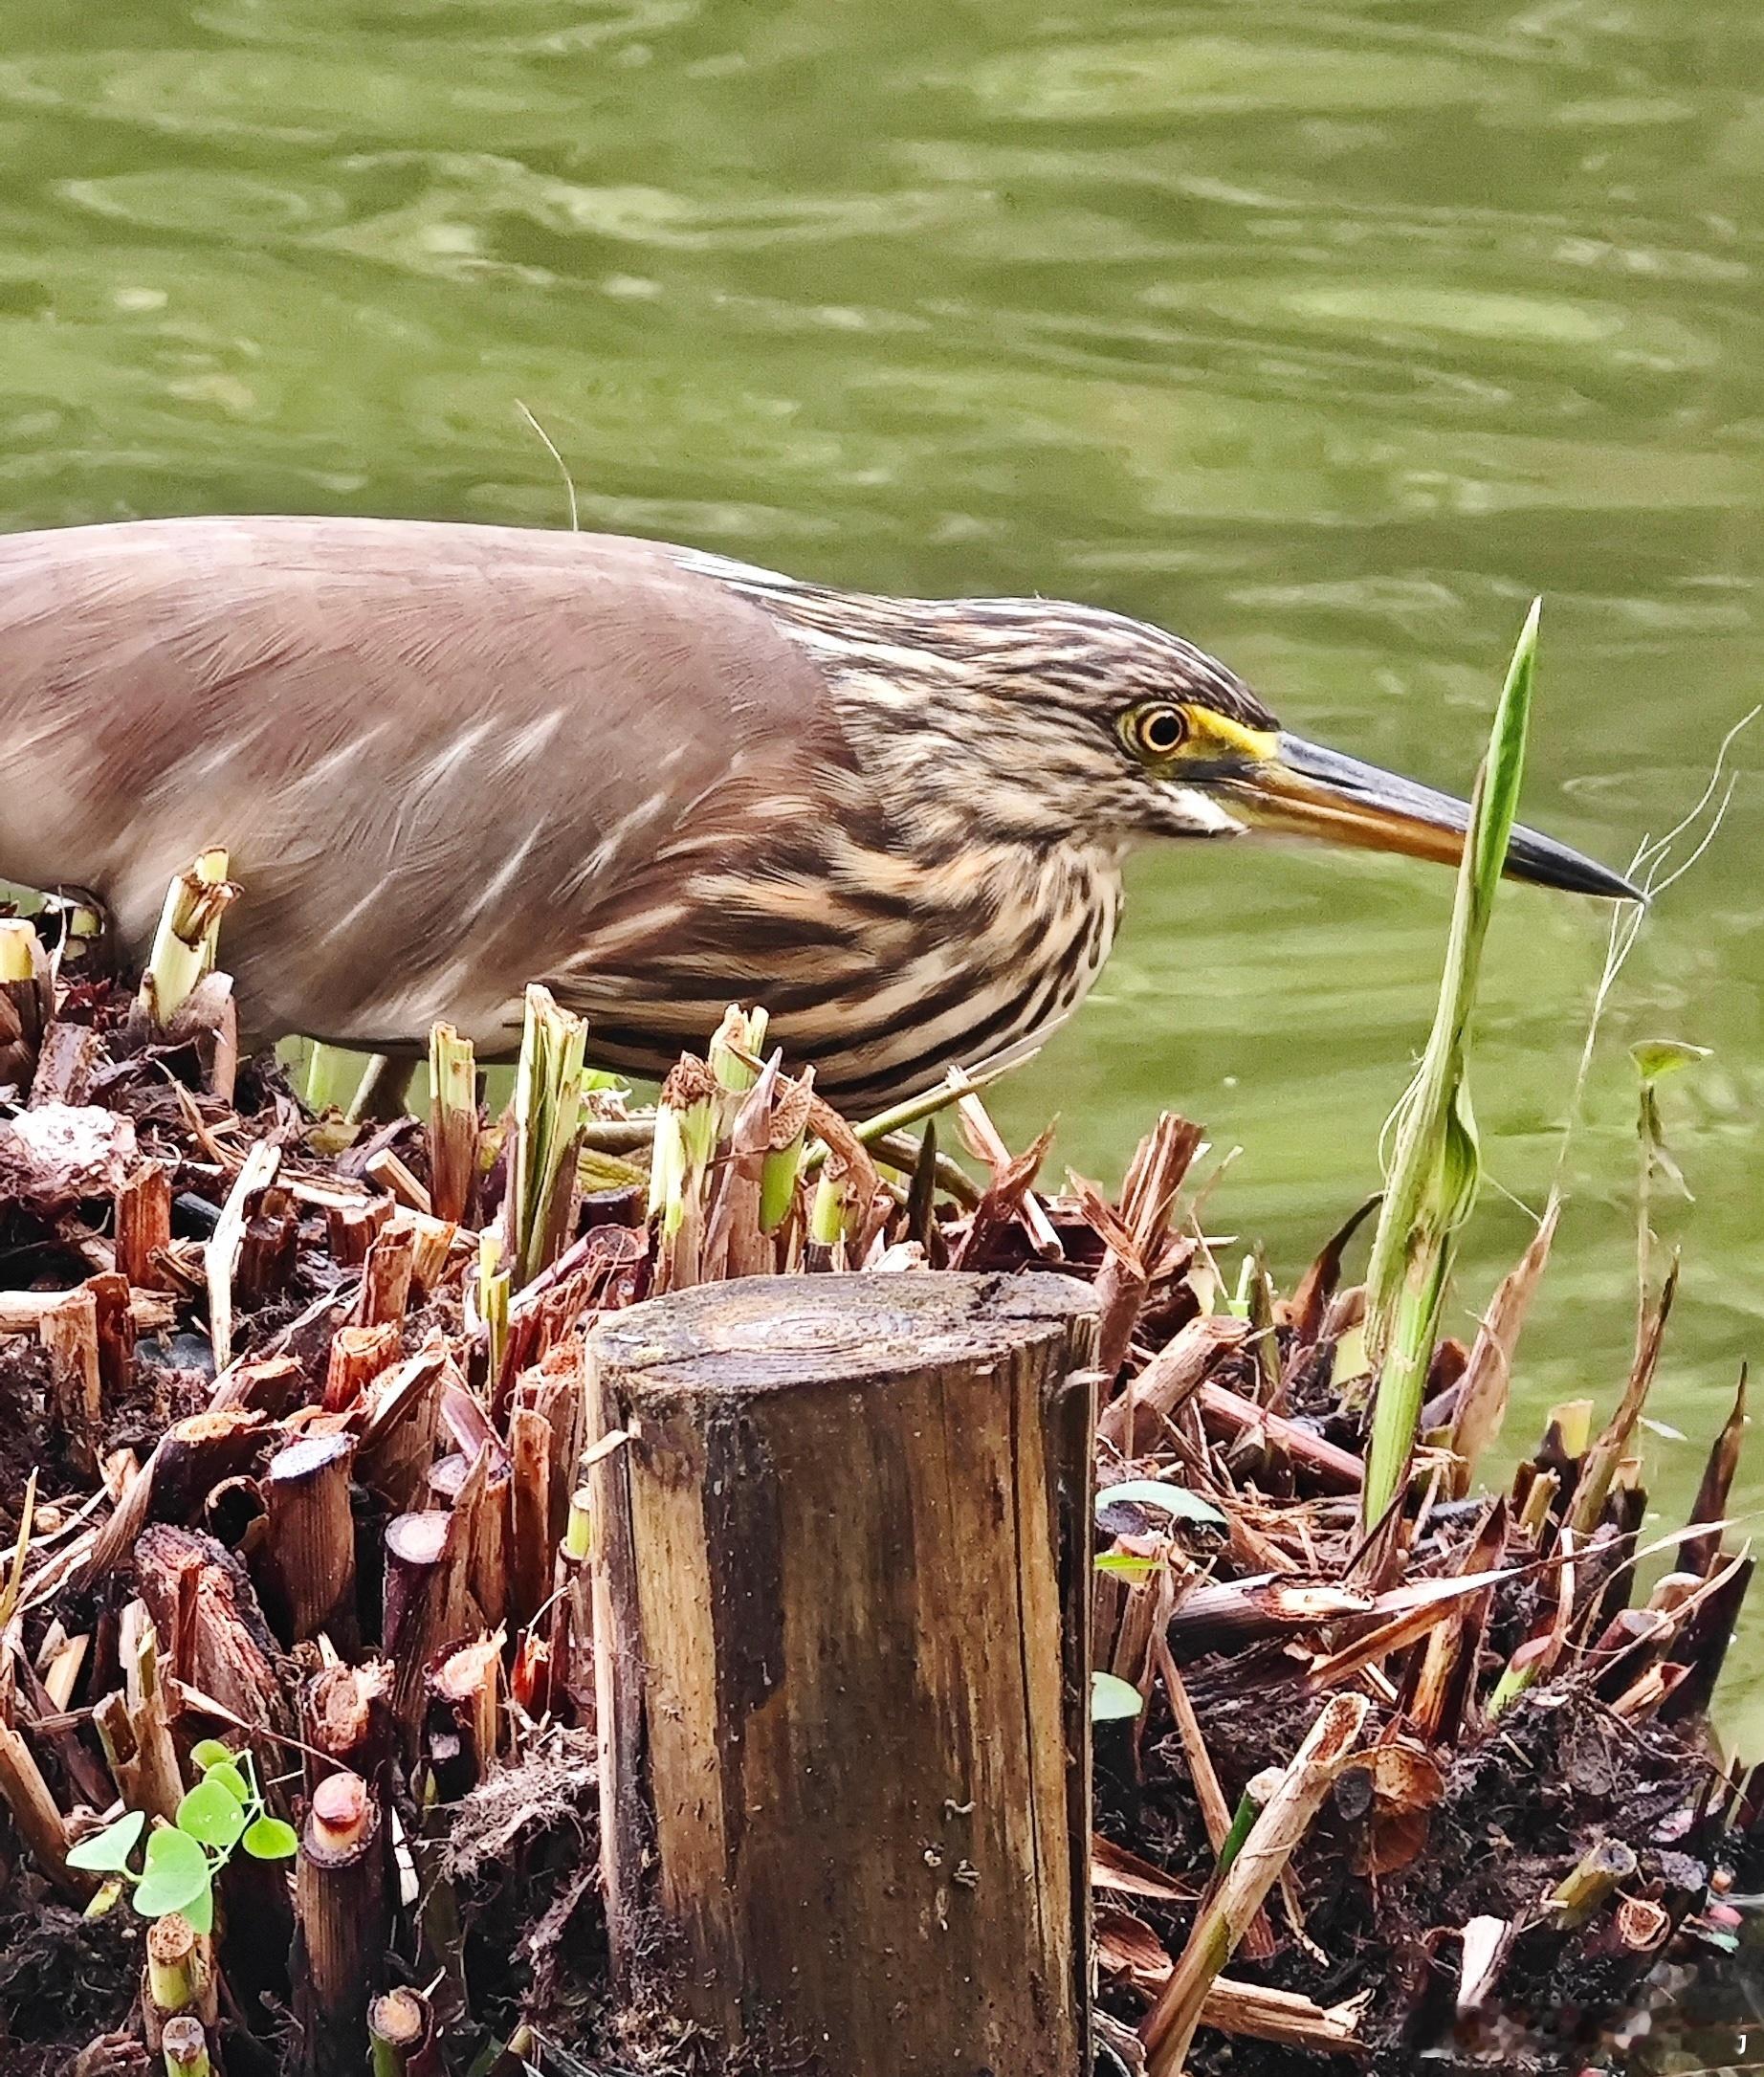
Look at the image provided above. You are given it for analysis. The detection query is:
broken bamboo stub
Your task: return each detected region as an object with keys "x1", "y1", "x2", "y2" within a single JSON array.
[
  {"x1": 588, "y1": 1271, "x2": 1100, "y2": 2077},
  {"x1": 261, "y1": 1433, "x2": 360, "y2": 1652},
  {"x1": 296, "y1": 1768, "x2": 389, "y2": 2076}
]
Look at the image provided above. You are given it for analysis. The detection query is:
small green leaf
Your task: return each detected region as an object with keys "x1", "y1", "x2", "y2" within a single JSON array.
[
  {"x1": 133, "y1": 1826, "x2": 211, "y2": 1918},
  {"x1": 67, "y1": 1810, "x2": 145, "y2": 1873},
  {"x1": 1631, "y1": 1039, "x2": 1710, "y2": 1084},
  {"x1": 1091, "y1": 1671, "x2": 1145, "y2": 1723},
  {"x1": 202, "y1": 1761, "x2": 251, "y2": 1809},
  {"x1": 1093, "y1": 1551, "x2": 1161, "y2": 1582},
  {"x1": 176, "y1": 1778, "x2": 247, "y2": 1854},
  {"x1": 241, "y1": 1815, "x2": 298, "y2": 1862},
  {"x1": 190, "y1": 1738, "x2": 235, "y2": 1773},
  {"x1": 1096, "y1": 1480, "x2": 1227, "y2": 1529},
  {"x1": 180, "y1": 1881, "x2": 215, "y2": 1936}
]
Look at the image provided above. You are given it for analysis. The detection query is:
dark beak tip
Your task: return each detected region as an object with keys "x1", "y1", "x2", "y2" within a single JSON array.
[
  {"x1": 1517, "y1": 852, "x2": 1647, "y2": 905},
  {"x1": 1503, "y1": 819, "x2": 1643, "y2": 906}
]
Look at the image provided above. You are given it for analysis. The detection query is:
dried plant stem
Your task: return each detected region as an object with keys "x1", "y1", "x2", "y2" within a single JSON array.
[
  {"x1": 297, "y1": 1769, "x2": 389, "y2": 2073},
  {"x1": 1141, "y1": 1693, "x2": 1370, "y2": 2075},
  {"x1": 1550, "y1": 1839, "x2": 1637, "y2": 1926},
  {"x1": 1155, "y1": 1637, "x2": 1275, "y2": 1960},
  {"x1": 427, "y1": 1023, "x2": 478, "y2": 1225},
  {"x1": 0, "y1": 1717, "x2": 84, "y2": 1897},
  {"x1": 509, "y1": 983, "x2": 588, "y2": 1289}
]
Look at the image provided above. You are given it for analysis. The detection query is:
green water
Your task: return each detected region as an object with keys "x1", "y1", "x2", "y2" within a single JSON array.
[{"x1": 2, "y1": 1, "x2": 1761, "y2": 1731}]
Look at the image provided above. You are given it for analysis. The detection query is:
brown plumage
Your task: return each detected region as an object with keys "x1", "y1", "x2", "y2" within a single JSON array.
[{"x1": 0, "y1": 517, "x2": 1635, "y2": 1107}]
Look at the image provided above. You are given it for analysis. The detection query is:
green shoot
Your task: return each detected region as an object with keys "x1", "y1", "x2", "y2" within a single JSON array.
[
  {"x1": 1629, "y1": 1038, "x2": 1708, "y2": 1356},
  {"x1": 68, "y1": 1739, "x2": 295, "y2": 1936},
  {"x1": 478, "y1": 1230, "x2": 510, "y2": 1386},
  {"x1": 1212, "y1": 1769, "x2": 1279, "y2": 1881},
  {"x1": 708, "y1": 1003, "x2": 768, "y2": 1099},
  {"x1": 563, "y1": 1488, "x2": 593, "y2": 1564},
  {"x1": 650, "y1": 1056, "x2": 718, "y2": 1289},
  {"x1": 369, "y1": 1987, "x2": 434, "y2": 2076},
  {"x1": 0, "y1": 919, "x2": 34, "y2": 984},
  {"x1": 139, "y1": 849, "x2": 235, "y2": 1027},
  {"x1": 162, "y1": 2017, "x2": 212, "y2": 2074},
  {"x1": 808, "y1": 1169, "x2": 849, "y2": 1252},
  {"x1": 760, "y1": 1120, "x2": 807, "y2": 1234},
  {"x1": 1361, "y1": 603, "x2": 1538, "y2": 1529},
  {"x1": 301, "y1": 1041, "x2": 372, "y2": 1116},
  {"x1": 509, "y1": 983, "x2": 588, "y2": 1288}
]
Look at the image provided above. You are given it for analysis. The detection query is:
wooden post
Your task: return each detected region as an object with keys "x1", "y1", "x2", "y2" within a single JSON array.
[{"x1": 588, "y1": 1271, "x2": 1098, "y2": 2077}]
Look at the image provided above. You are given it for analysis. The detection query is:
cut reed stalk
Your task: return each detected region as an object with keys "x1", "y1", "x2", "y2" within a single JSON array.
[
  {"x1": 427, "y1": 1023, "x2": 479, "y2": 1226},
  {"x1": 160, "y1": 2017, "x2": 211, "y2": 2076},
  {"x1": 369, "y1": 1986, "x2": 436, "y2": 2076},
  {"x1": 508, "y1": 983, "x2": 588, "y2": 1289},
  {"x1": 1141, "y1": 1693, "x2": 1370, "y2": 2074},
  {"x1": 296, "y1": 1769, "x2": 389, "y2": 2074},
  {"x1": 139, "y1": 849, "x2": 235, "y2": 1028},
  {"x1": 0, "y1": 919, "x2": 34, "y2": 984}
]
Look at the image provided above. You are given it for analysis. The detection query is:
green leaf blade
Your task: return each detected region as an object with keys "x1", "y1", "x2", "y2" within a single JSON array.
[
  {"x1": 1361, "y1": 602, "x2": 1538, "y2": 1528},
  {"x1": 1631, "y1": 1038, "x2": 1710, "y2": 1083},
  {"x1": 67, "y1": 1809, "x2": 145, "y2": 1874},
  {"x1": 176, "y1": 1778, "x2": 248, "y2": 1854},
  {"x1": 241, "y1": 1815, "x2": 299, "y2": 1862},
  {"x1": 1091, "y1": 1671, "x2": 1145, "y2": 1723},
  {"x1": 1096, "y1": 1480, "x2": 1227, "y2": 1529},
  {"x1": 133, "y1": 1826, "x2": 212, "y2": 1919}
]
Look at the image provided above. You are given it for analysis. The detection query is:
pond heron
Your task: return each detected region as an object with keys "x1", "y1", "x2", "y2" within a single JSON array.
[{"x1": 0, "y1": 518, "x2": 1637, "y2": 1107}]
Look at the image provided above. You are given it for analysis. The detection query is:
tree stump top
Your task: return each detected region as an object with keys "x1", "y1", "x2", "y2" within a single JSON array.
[
  {"x1": 589, "y1": 1268, "x2": 1101, "y2": 2076},
  {"x1": 590, "y1": 1269, "x2": 1095, "y2": 1403}
]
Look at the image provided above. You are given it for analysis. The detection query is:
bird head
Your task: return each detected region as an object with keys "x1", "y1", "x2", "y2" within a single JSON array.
[
  {"x1": 874, "y1": 595, "x2": 1639, "y2": 900},
  {"x1": 698, "y1": 562, "x2": 1639, "y2": 900},
  {"x1": 1087, "y1": 624, "x2": 1642, "y2": 898}
]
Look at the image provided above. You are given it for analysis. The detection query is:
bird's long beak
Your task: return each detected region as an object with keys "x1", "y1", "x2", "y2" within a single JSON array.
[{"x1": 1219, "y1": 732, "x2": 1643, "y2": 900}]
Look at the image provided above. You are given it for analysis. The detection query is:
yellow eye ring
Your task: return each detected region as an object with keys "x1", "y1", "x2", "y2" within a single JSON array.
[{"x1": 1123, "y1": 703, "x2": 1189, "y2": 760}]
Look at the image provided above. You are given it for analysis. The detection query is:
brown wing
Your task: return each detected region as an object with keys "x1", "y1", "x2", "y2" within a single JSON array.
[{"x1": 0, "y1": 516, "x2": 852, "y2": 1050}]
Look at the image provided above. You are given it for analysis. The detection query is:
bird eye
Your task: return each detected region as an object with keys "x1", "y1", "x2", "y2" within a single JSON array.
[{"x1": 1123, "y1": 703, "x2": 1189, "y2": 760}]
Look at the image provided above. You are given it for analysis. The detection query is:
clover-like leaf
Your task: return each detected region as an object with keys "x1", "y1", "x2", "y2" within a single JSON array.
[
  {"x1": 203, "y1": 1760, "x2": 251, "y2": 1810},
  {"x1": 1631, "y1": 1039, "x2": 1710, "y2": 1084},
  {"x1": 241, "y1": 1816, "x2": 298, "y2": 1863},
  {"x1": 176, "y1": 1778, "x2": 248, "y2": 1854},
  {"x1": 180, "y1": 1881, "x2": 215, "y2": 1936},
  {"x1": 190, "y1": 1738, "x2": 235, "y2": 1773},
  {"x1": 1096, "y1": 1480, "x2": 1227, "y2": 1530},
  {"x1": 132, "y1": 1825, "x2": 211, "y2": 1919},
  {"x1": 67, "y1": 1809, "x2": 145, "y2": 1874},
  {"x1": 1091, "y1": 1671, "x2": 1145, "y2": 1723}
]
